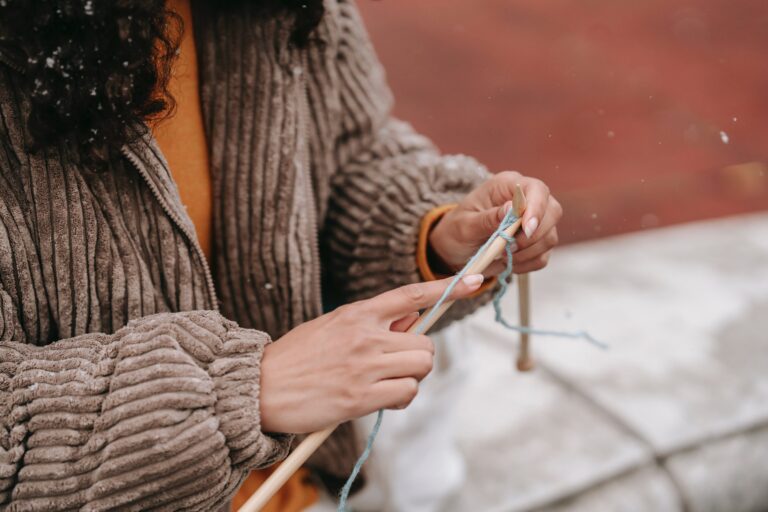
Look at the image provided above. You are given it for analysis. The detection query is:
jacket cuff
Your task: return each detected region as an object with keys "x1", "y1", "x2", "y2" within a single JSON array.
[
  {"x1": 208, "y1": 326, "x2": 293, "y2": 470},
  {"x1": 341, "y1": 154, "x2": 489, "y2": 297}
]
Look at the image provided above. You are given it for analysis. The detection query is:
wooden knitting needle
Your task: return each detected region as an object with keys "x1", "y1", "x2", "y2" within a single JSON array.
[
  {"x1": 513, "y1": 184, "x2": 534, "y2": 371},
  {"x1": 239, "y1": 193, "x2": 528, "y2": 512}
]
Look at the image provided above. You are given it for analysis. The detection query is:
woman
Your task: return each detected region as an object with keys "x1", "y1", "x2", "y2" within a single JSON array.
[{"x1": 0, "y1": 0, "x2": 562, "y2": 510}]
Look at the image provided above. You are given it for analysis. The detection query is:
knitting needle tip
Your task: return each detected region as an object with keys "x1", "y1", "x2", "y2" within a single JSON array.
[{"x1": 513, "y1": 184, "x2": 526, "y2": 216}]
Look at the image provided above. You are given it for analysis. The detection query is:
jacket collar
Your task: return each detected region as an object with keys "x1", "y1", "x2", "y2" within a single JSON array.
[{"x1": 0, "y1": 43, "x2": 186, "y2": 223}]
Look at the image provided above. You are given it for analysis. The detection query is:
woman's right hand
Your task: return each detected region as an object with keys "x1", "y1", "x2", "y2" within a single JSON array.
[{"x1": 259, "y1": 274, "x2": 484, "y2": 434}]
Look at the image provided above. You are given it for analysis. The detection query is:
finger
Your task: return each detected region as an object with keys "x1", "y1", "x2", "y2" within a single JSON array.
[
  {"x1": 368, "y1": 274, "x2": 484, "y2": 320},
  {"x1": 519, "y1": 180, "x2": 550, "y2": 240},
  {"x1": 483, "y1": 240, "x2": 519, "y2": 277},
  {"x1": 514, "y1": 228, "x2": 559, "y2": 263},
  {"x1": 515, "y1": 196, "x2": 560, "y2": 248},
  {"x1": 380, "y1": 332, "x2": 434, "y2": 354},
  {"x1": 370, "y1": 378, "x2": 420, "y2": 411},
  {"x1": 482, "y1": 259, "x2": 508, "y2": 278},
  {"x1": 475, "y1": 202, "x2": 514, "y2": 240},
  {"x1": 487, "y1": 173, "x2": 550, "y2": 239},
  {"x1": 485, "y1": 171, "x2": 523, "y2": 208},
  {"x1": 390, "y1": 312, "x2": 420, "y2": 332},
  {"x1": 374, "y1": 350, "x2": 434, "y2": 381},
  {"x1": 513, "y1": 250, "x2": 553, "y2": 274}
]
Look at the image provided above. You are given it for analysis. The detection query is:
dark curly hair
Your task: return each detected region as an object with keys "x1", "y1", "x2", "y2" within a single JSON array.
[{"x1": 0, "y1": 0, "x2": 324, "y2": 166}]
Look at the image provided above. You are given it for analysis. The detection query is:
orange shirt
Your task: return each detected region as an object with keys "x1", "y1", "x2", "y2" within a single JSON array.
[
  {"x1": 153, "y1": 0, "x2": 213, "y2": 258},
  {"x1": 154, "y1": 1, "x2": 318, "y2": 510}
]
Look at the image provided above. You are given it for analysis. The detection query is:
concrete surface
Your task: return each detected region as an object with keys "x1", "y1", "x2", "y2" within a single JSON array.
[{"x1": 310, "y1": 212, "x2": 768, "y2": 512}]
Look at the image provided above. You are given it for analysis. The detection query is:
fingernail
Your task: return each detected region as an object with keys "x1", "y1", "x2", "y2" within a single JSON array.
[
  {"x1": 524, "y1": 217, "x2": 539, "y2": 238},
  {"x1": 462, "y1": 274, "x2": 484, "y2": 287},
  {"x1": 509, "y1": 240, "x2": 518, "y2": 252}
]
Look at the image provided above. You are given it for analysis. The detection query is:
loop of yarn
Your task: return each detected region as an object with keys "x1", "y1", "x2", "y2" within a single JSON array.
[
  {"x1": 337, "y1": 209, "x2": 603, "y2": 511},
  {"x1": 492, "y1": 230, "x2": 608, "y2": 349}
]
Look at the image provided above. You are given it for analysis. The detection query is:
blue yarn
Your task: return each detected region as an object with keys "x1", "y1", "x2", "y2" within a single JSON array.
[
  {"x1": 492, "y1": 230, "x2": 608, "y2": 349},
  {"x1": 337, "y1": 210, "x2": 520, "y2": 511},
  {"x1": 337, "y1": 209, "x2": 603, "y2": 511},
  {"x1": 336, "y1": 408, "x2": 383, "y2": 510}
]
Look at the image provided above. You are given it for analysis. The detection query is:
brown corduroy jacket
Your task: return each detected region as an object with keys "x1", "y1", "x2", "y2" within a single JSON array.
[{"x1": 0, "y1": 1, "x2": 490, "y2": 510}]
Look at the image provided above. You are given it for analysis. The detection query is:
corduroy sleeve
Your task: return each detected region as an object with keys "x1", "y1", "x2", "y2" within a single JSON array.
[
  {"x1": 323, "y1": 0, "x2": 496, "y2": 327},
  {"x1": 0, "y1": 307, "x2": 291, "y2": 511}
]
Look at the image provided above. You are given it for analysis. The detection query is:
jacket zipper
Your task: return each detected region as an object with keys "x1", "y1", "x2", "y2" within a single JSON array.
[
  {"x1": 298, "y1": 66, "x2": 323, "y2": 312},
  {"x1": 120, "y1": 146, "x2": 219, "y2": 311},
  {"x1": 0, "y1": 49, "x2": 219, "y2": 311}
]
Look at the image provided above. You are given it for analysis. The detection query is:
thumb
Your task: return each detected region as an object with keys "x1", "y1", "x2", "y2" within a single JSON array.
[{"x1": 478, "y1": 202, "x2": 513, "y2": 236}]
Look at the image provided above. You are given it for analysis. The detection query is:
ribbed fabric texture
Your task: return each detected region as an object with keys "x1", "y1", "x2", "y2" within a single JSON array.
[
  {"x1": 0, "y1": 1, "x2": 491, "y2": 509},
  {"x1": 0, "y1": 311, "x2": 290, "y2": 510}
]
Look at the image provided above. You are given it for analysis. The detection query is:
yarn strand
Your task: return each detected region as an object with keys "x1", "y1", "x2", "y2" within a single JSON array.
[
  {"x1": 337, "y1": 209, "x2": 603, "y2": 510},
  {"x1": 493, "y1": 230, "x2": 608, "y2": 349}
]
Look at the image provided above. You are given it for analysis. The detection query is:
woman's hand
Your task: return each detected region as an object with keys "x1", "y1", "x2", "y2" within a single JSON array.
[
  {"x1": 259, "y1": 274, "x2": 484, "y2": 434},
  {"x1": 429, "y1": 171, "x2": 562, "y2": 276}
]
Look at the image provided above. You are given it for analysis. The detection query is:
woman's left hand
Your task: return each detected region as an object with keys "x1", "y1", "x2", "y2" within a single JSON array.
[{"x1": 428, "y1": 171, "x2": 563, "y2": 276}]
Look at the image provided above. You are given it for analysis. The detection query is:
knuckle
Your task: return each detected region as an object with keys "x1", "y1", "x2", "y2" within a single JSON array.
[
  {"x1": 339, "y1": 354, "x2": 357, "y2": 378},
  {"x1": 489, "y1": 186, "x2": 505, "y2": 207},
  {"x1": 403, "y1": 378, "x2": 419, "y2": 403},
  {"x1": 549, "y1": 230, "x2": 559, "y2": 247},
  {"x1": 334, "y1": 302, "x2": 357, "y2": 319},
  {"x1": 350, "y1": 328, "x2": 376, "y2": 351},
  {"x1": 339, "y1": 386, "x2": 363, "y2": 417},
  {"x1": 535, "y1": 254, "x2": 551, "y2": 270},
  {"x1": 482, "y1": 212, "x2": 497, "y2": 232},
  {"x1": 421, "y1": 334, "x2": 435, "y2": 354},
  {"x1": 345, "y1": 328, "x2": 372, "y2": 354},
  {"x1": 532, "y1": 177, "x2": 549, "y2": 195},
  {"x1": 498, "y1": 170, "x2": 521, "y2": 182},
  {"x1": 417, "y1": 351, "x2": 434, "y2": 375},
  {"x1": 551, "y1": 197, "x2": 563, "y2": 217},
  {"x1": 400, "y1": 283, "x2": 426, "y2": 304}
]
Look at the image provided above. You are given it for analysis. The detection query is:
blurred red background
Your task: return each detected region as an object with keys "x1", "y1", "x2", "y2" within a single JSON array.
[{"x1": 358, "y1": 0, "x2": 768, "y2": 243}]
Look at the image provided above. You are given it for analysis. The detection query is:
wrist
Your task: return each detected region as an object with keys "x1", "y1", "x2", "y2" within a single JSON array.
[
  {"x1": 420, "y1": 205, "x2": 498, "y2": 298},
  {"x1": 212, "y1": 326, "x2": 292, "y2": 466}
]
